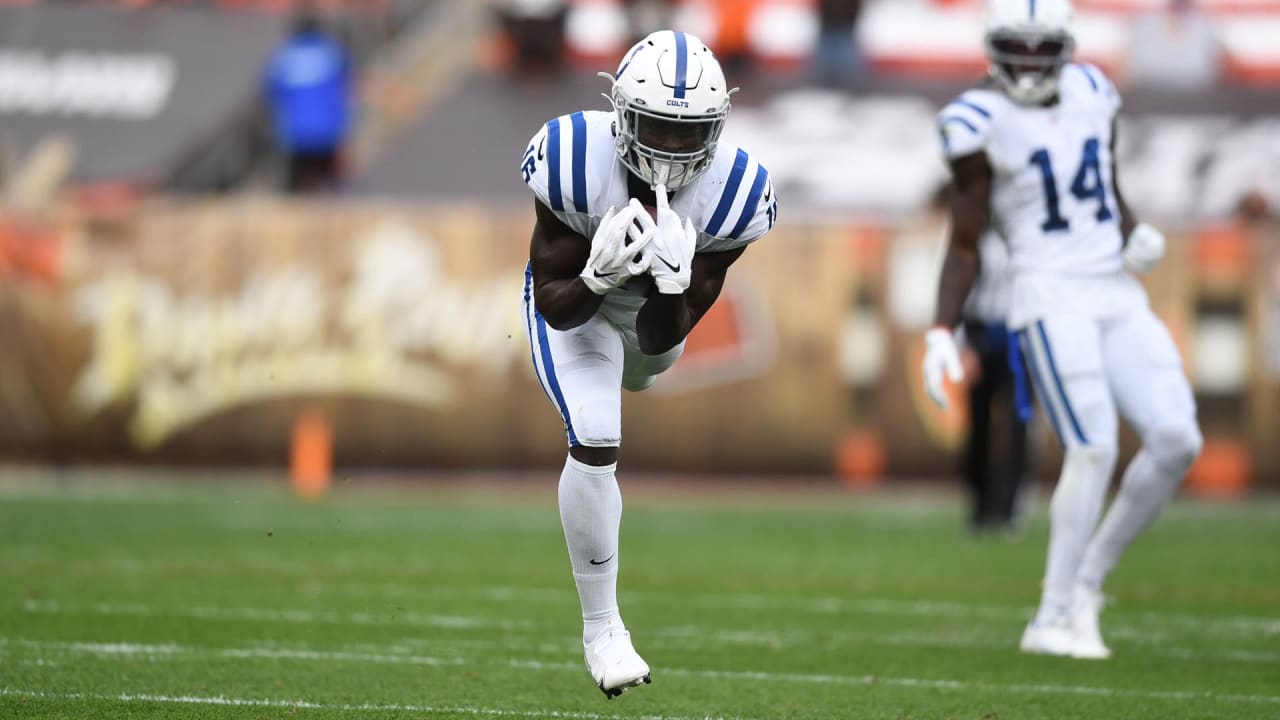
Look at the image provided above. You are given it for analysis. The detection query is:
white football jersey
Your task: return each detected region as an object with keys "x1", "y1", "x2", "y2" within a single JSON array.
[
  {"x1": 939, "y1": 63, "x2": 1124, "y2": 277},
  {"x1": 521, "y1": 110, "x2": 777, "y2": 329}
]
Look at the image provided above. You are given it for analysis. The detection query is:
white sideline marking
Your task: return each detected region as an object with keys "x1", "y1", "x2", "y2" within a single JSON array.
[
  {"x1": 0, "y1": 688, "x2": 745, "y2": 720},
  {"x1": 21, "y1": 598, "x2": 1278, "y2": 664},
  {"x1": 12, "y1": 639, "x2": 1279, "y2": 707}
]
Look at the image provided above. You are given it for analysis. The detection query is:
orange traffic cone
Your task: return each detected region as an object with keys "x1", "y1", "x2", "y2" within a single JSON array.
[{"x1": 290, "y1": 410, "x2": 332, "y2": 500}]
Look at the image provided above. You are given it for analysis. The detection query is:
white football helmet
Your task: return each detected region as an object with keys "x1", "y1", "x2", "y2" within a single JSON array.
[
  {"x1": 599, "y1": 30, "x2": 735, "y2": 190},
  {"x1": 984, "y1": 0, "x2": 1076, "y2": 105}
]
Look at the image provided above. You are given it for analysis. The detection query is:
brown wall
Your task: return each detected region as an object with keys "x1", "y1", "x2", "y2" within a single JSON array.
[{"x1": 0, "y1": 198, "x2": 1275, "y2": 486}]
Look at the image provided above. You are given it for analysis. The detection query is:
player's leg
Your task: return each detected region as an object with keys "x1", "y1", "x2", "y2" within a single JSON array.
[
  {"x1": 523, "y1": 285, "x2": 650, "y2": 696},
  {"x1": 620, "y1": 333, "x2": 685, "y2": 392},
  {"x1": 1018, "y1": 315, "x2": 1119, "y2": 656},
  {"x1": 1001, "y1": 387, "x2": 1032, "y2": 532},
  {"x1": 985, "y1": 335, "x2": 1026, "y2": 532},
  {"x1": 963, "y1": 321, "x2": 997, "y2": 531},
  {"x1": 1073, "y1": 308, "x2": 1202, "y2": 647}
]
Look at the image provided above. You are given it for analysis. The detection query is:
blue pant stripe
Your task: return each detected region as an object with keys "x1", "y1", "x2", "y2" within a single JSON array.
[
  {"x1": 523, "y1": 265, "x2": 551, "y2": 396},
  {"x1": 1008, "y1": 329, "x2": 1033, "y2": 423},
  {"x1": 519, "y1": 263, "x2": 540, "y2": 376},
  {"x1": 535, "y1": 312, "x2": 579, "y2": 447},
  {"x1": 1022, "y1": 331, "x2": 1065, "y2": 443},
  {"x1": 1035, "y1": 320, "x2": 1089, "y2": 445}
]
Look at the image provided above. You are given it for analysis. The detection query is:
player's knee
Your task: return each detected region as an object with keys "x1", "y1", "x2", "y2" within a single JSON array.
[
  {"x1": 1055, "y1": 441, "x2": 1117, "y2": 489},
  {"x1": 621, "y1": 373, "x2": 656, "y2": 392},
  {"x1": 1146, "y1": 422, "x2": 1202, "y2": 473},
  {"x1": 621, "y1": 342, "x2": 683, "y2": 393},
  {"x1": 1050, "y1": 442, "x2": 1117, "y2": 519},
  {"x1": 571, "y1": 444, "x2": 619, "y2": 467},
  {"x1": 1064, "y1": 441, "x2": 1118, "y2": 473}
]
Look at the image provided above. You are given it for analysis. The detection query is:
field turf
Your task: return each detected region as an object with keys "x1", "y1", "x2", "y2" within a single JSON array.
[{"x1": 1, "y1": 473, "x2": 1277, "y2": 719}]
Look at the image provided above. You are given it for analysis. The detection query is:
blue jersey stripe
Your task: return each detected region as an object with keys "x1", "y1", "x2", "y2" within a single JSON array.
[
  {"x1": 950, "y1": 98, "x2": 991, "y2": 119},
  {"x1": 941, "y1": 115, "x2": 978, "y2": 134},
  {"x1": 728, "y1": 164, "x2": 768, "y2": 240},
  {"x1": 570, "y1": 112, "x2": 588, "y2": 213},
  {"x1": 673, "y1": 31, "x2": 688, "y2": 99},
  {"x1": 1036, "y1": 321, "x2": 1089, "y2": 445},
  {"x1": 1087, "y1": 65, "x2": 1112, "y2": 96},
  {"x1": 535, "y1": 310, "x2": 579, "y2": 446},
  {"x1": 546, "y1": 119, "x2": 564, "y2": 212},
  {"x1": 1079, "y1": 64, "x2": 1100, "y2": 92},
  {"x1": 1029, "y1": 0, "x2": 1037, "y2": 19},
  {"x1": 706, "y1": 149, "x2": 749, "y2": 236}
]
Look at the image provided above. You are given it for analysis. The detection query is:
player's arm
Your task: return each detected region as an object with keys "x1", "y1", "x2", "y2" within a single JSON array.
[
  {"x1": 1110, "y1": 120, "x2": 1137, "y2": 239},
  {"x1": 529, "y1": 199, "x2": 606, "y2": 331},
  {"x1": 1111, "y1": 119, "x2": 1165, "y2": 274},
  {"x1": 922, "y1": 150, "x2": 990, "y2": 409},
  {"x1": 636, "y1": 246, "x2": 745, "y2": 356},
  {"x1": 933, "y1": 151, "x2": 992, "y2": 329}
]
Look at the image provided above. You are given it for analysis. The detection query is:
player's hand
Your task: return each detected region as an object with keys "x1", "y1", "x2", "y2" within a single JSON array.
[
  {"x1": 922, "y1": 326, "x2": 964, "y2": 409},
  {"x1": 581, "y1": 202, "x2": 656, "y2": 295},
  {"x1": 1123, "y1": 222, "x2": 1165, "y2": 275},
  {"x1": 648, "y1": 184, "x2": 696, "y2": 295}
]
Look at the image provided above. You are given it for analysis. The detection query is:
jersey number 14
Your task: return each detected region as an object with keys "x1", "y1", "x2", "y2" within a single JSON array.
[{"x1": 1029, "y1": 137, "x2": 1114, "y2": 233}]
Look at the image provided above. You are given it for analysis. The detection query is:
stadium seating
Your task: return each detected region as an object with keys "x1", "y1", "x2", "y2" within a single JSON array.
[{"x1": 556, "y1": 0, "x2": 1280, "y2": 86}]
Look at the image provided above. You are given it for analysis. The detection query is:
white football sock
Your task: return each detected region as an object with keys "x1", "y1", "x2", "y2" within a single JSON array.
[
  {"x1": 1037, "y1": 443, "x2": 1115, "y2": 622},
  {"x1": 1077, "y1": 424, "x2": 1200, "y2": 593},
  {"x1": 558, "y1": 454, "x2": 624, "y2": 645}
]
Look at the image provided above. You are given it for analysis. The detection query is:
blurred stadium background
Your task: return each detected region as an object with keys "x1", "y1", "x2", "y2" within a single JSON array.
[{"x1": 1, "y1": 1, "x2": 1278, "y2": 718}]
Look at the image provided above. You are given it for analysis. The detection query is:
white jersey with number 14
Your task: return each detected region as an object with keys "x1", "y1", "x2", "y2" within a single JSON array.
[{"x1": 940, "y1": 63, "x2": 1125, "y2": 277}]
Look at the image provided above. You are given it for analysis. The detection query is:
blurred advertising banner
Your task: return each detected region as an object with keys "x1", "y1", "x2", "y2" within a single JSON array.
[
  {"x1": 0, "y1": 199, "x2": 1276, "y2": 487},
  {"x1": 0, "y1": 4, "x2": 284, "y2": 183}
]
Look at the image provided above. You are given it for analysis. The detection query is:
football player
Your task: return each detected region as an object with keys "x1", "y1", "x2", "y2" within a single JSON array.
[
  {"x1": 519, "y1": 30, "x2": 777, "y2": 696},
  {"x1": 921, "y1": 0, "x2": 1202, "y2": 659}
]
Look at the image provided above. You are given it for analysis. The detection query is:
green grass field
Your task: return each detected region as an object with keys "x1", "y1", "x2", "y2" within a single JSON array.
[{"x1": 1, "y1": 473, "x2": 1277, "y2": 720}]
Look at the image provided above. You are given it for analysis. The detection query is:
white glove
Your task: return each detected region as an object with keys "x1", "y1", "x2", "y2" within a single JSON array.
[
  {"x1": 580, "y1": 201, "x2": 656, "y2": 295},
  {"x1": 1123, "y1": 222, "x2": 1165, "y2": 275},
  {"x1": 648, "y1": 184, "x2": 697, "y2": 295},
  {"x1": 922, "y1": 326, "x2": 964, "y2": 409}
]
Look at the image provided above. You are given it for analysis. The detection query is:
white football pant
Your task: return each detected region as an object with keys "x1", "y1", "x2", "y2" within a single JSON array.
[
  {"x1": 523, "y1": 267, "x2": 685, "y2": 447},
  {"x1": 1018, "y1": 304, "x2": 1201, "y2": 616}
]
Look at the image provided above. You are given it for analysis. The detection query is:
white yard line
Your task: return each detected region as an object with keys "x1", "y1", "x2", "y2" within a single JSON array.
[
  {"x1": 10, "y1": 639, "x2": 1280, "y2": 707},
  {"x1": 507, "y1": 659, "x2": 1280, "y2": 706},
  {"x1": 18, "y1": 569, "x2": 1279, "y2": 639},
  {"x1": 20, "y1": 599, "x2": 531, "y2": 631},
  {"x1": 0, "y1": 688, "x2": 746, "y2": 720},
  {"x1": 13, "y1": 640, "x2": 462, "y2": 667},
  {"x1": 20, "y1": 597, "x2": 1279, "y2": 664}
]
